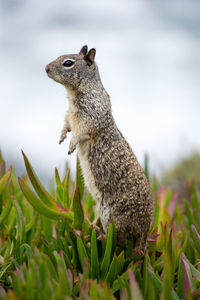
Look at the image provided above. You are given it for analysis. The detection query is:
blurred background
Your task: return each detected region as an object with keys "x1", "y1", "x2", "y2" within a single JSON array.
[{"x1": 0, "y1": 0, "x2": 200, "y2": 185}]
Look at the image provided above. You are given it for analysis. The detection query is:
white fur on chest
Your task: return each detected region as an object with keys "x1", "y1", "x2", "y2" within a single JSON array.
[
  {"x1": 77, "y1": 144, "x2": 102, "y2": 204},
  {"x1": 66, "y1": 88, "x2": 102, "y2": 204}
]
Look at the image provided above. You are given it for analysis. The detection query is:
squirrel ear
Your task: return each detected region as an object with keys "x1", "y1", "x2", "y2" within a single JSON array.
[
  {"x1": 79, "y1": 45, "x2": 88, "y2": 55},
  {"x1": 85, "y1": 48, "x2": 96, "y2": 66}
]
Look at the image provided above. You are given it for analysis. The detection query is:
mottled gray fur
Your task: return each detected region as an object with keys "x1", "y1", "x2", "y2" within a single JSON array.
[{"x1": 45, "y1": 45, "x2": 152, "y2": 253}]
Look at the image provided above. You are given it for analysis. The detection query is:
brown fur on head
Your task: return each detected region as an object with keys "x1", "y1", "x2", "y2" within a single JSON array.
[{"x1": 45, "y1": 45, "x2": 97, "y2": 89}]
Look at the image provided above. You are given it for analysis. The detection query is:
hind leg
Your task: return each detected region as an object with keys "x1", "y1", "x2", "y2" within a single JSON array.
[
  {"x1": 99, "y1": 202, "x2": 112, "y2": 235},
  {"x1": 133, "y1": 230, "x2": 149, "y2": 255}
]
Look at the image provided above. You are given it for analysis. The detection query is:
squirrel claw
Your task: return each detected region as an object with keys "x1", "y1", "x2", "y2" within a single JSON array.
[
  {"x1": 68, "y1": 147, "x2": 76, "y2": 155},
  {"x1": 68, "y1": 141, "x2": 76, "y2": 155},
  {"x1": 132, "y1": 248, "x2": 145, "y2": 257},
  {"x1": 92, "y1": 224, "x2": 106, "y2": 240},
  {"x1": 59, "y1": 135, "x2": 66, "y2": 144},
  {"x1": 91, "y1": 221, "x2": 106, "y2": 240},
  {"x1": 97, "y1": 232, "x2": 106, "y2": 241}
]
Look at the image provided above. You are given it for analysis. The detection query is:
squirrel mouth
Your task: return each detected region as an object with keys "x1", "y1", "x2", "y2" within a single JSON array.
[
  {"x1": 45, "y1": 65, "x2": 55, "y2": 81},
  {"x1": 45, "y1": 64, "x2": 51, "y2": 76},
  {"x1": 45, "y1": 67, "x2": 63, "y2": 85}
]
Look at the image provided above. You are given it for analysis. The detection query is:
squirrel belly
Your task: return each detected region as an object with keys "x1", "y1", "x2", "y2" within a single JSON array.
[{"x1": 77, "y1": 142, "x2": 102, "y2": 204}]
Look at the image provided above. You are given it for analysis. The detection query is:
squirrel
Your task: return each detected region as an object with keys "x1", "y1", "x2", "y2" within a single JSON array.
[{"x1": 45, "y1": 45, "x2": 152, "y2": 254}]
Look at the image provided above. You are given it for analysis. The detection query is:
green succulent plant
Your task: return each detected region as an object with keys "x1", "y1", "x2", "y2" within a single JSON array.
[{"x1": 0, "y1": 150, "x2": 200, "y2": 299}]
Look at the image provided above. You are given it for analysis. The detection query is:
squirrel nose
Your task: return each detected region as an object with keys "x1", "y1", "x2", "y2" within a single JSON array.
[{"x1": 45, "y1": 65, "x2": 50, "y2": 73}]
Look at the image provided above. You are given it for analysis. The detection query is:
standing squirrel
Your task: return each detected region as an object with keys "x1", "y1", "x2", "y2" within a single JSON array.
[{"x1": 45, "y1": 45, "x2": 152, "y2": 254}]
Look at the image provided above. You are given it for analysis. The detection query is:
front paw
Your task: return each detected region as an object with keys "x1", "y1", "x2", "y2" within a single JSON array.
[
  {"x1": 68, "y1": 141, "x2": 76, "y2": 155},
  {"x1": 59, "y1": 124, "x2": 71, "y2": 144},
  {"x1": 59, "y1": 134, "x2": 67, "y2": 144}
]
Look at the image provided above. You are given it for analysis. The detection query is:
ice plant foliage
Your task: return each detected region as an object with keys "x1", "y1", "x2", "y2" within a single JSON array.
[{"x1": 0, "y1": 150, "x2": 200, "y2": 299}]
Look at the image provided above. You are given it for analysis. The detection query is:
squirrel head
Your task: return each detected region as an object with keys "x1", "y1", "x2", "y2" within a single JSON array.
[{"x1": 45, "y1": 45, "x2": 98, "y2": 89}]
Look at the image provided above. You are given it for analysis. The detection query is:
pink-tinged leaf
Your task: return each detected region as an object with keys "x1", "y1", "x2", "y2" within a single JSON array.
[
  {"x1": 148, "y1": 227, "x2": 159, "y2": 243},
  {"x1": 0, "y1": 166, "x2": 12, "y2": 194},
  {"x1": 168, "y1": 192, "x2": 178, "y2": 219},
  {"x1": 181, "y1": 253, "x2": 194, "y2": 298},
  {"x1": 160, "y1": 186, "x2": 166, "y2": 205},
  {"x1": 67, "y1": 269, "x2": 73, "y2": 292},
  {"x1": 128, "y1": 269, "x2": 143, "y2": 300},
  {"x1": 21, "y1": 151, "x2": 56, "y2": 208},
  {"x1": 192, "y1": 288, "x2": 200, "y2": 298},
  {"x1": 191, "y1": 224, "x2": 200, "y2": 241},
  {"x1": 0, "y1": 286, "x2": 7, "y2": 300},
  {"x1": 18, "y1": 177, "x2": 73, "y2": 221},
  {"x1": 147, "y1": 238, "x2": 157, "y2": 242},
  {"x1": 55, "y1": 202, "x2": 67, "y2": 212},
  {"x1": 191, "y1": 224, "x2": 200, "y2": 253},
  {"x1": 182, "y1": 255, "x2": 200, "y2": 282},
  {"x1": 0, "y1": 160, "x2": 5, "y2": 178},
  {"x1": 84, "y1": 279, "x2": 89, "y2": 293}
]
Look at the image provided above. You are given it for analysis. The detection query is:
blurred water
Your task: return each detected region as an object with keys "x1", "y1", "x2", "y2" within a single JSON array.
[{"x1": 0, "y1": 0, "x2": 200, "y2": 181}]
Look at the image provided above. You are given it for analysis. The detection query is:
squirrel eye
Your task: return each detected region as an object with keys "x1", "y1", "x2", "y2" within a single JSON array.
[{"x1": 63, "y1": 60, "x2": 74, "y2": 67}]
